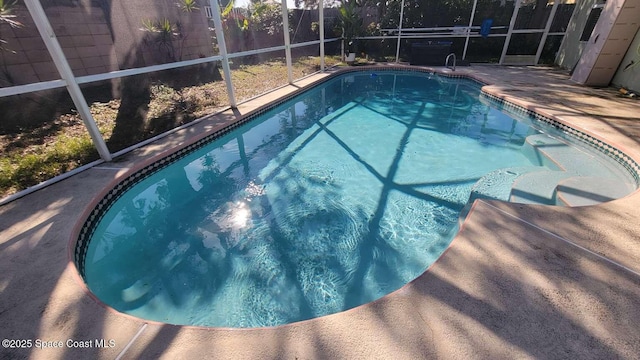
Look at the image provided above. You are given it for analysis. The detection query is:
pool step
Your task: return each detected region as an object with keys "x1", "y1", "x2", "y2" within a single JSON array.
[
  {"x1": 514, "y1": 133, "x2": 634, "y2": 206},
  {"x1": 466, "y1": 133, "x2": 635, "y2": 208},
  {"x1": 469, "y1": 166, "x2": 543, "y2": 202},
  {"x1": 556, "y1": 176, "x2": 634, "y2": 206},
  {"x1": 522, "y1": 134, "x2": 604, "y2": 174},
  {"x1": 509, "y1": 170, "x2": 574, "y2": 205},
  {"x1": 468, "y1": 134, "x2": 636, "y2": 206}
]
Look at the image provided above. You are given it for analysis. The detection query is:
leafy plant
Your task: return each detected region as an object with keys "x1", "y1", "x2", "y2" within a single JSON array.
[
  {"x1": 250, "y1": 2, "x2": 285, "y2": 36},
  {"x1": 339, "y1": 0, "x2": 363, "y2": 53},
  {"x1": 140, "y1": 18, "x2": 157, "y2": 33},
  {"x1": 221, "y1": 1, "x2": 249, "y2": 31},
  {"x1": 0, "y1": 0, "x2": 21, "y2": 28},
  {"x1": 0, "y1": 0, "x2": 23, "y2": 53},
  {"x1": 140, "y1": 18, "x2": 185, "y2": 62},
  {"x1": 220, "y1": 0, "x2": 234, "y2": 17},
  {"x1": 177, "y1": 0, "x2": 199, "y2": 12}
]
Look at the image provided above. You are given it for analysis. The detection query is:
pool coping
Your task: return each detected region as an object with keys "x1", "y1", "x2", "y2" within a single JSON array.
[
  {"x1": 66, "y1": 63, "x2": 640, "y2": 343},
  {"x1": 3, "y1": 64, "x2": 640, "y2": 359}
]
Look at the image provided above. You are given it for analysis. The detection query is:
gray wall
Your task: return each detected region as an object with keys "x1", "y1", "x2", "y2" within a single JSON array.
[
  {"x1": 611, "y1": 28, "x2": 640, "y2": 92},
  {"x1": 0, "y1": 0, "x2": 214, "y2": 87},
  {"x1": 109, "y1": 0, "x2": 214, "y2": 69},
  {"x1": 555, "y1": 0, "x2": 598, "y2": 71},
  {"x1": 0, "y1": 4, "x2": 117, "y2": 86}
]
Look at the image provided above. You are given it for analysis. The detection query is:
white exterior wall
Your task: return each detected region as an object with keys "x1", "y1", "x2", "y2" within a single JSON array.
[
  {"x1": 555, "y1": 0, "x2": 598, "y2": 70},
  {"x1": 611, "y1": 28, "x2": 640, "y2": 92}
]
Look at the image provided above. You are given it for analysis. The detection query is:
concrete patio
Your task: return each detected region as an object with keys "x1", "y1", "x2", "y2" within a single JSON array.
[{"x1": 1, "y1": 65, "x2": 640, "y2": 359}]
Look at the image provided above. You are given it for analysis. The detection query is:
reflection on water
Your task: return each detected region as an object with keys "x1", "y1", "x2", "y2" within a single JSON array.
[{"x1": 85, "y1": 72, "x2": 542, "y2": 327}]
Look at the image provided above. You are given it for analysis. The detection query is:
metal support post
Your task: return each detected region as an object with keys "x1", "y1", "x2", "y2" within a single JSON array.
[
  {"x1": 499, "y1": 0, "x2": 522, "y2": 64},
  {"x1": 282, "y1": 0, "x2": 294, "y2": 83},
  {"x1": 395, "y1": 0, "x2": 406, "y2": 63},
  {"x1": 462, "y1": 0, "x2": 479, "y2": 60},
  {"x1": 320, "y1": 4, "x2": 325, "y2": 71},
  {"x1": 23, "y1": 0, "x2": 112, "y2": 161},
  {"x1": 209, "y1": 0, "x2": 237, "y2": 107},
  {"x1": 534, "y1": 0, "x2": 560, "y2": 64}
]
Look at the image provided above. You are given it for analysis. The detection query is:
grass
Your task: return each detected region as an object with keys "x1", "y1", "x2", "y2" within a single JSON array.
[{"x1": 0, "y1": 55, "x2": 342, "y2": 199}]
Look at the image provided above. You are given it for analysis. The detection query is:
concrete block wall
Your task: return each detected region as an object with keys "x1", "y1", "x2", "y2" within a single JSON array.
[
  {"x1": 175, "y1": 10, "x2": 216, "y2": 61},
  {"x1": 0, "y1": 0, "x2": 214, "y2": 88},
  {"x1": 1, "y1": 9, "x2": 53, "y2": 86},
  {"x1": 50, "y1": 5, "x2": 119, "y2": 77},
  {"x1": 0, "y1": 5, "x2": 117, "y2": 86},
  {"x1": 109, "y1": 0, "x2": 214, "y2": 69}
]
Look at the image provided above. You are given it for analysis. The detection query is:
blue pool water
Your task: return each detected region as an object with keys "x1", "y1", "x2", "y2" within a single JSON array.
[{"x1": 84, "y1": 72, "x2": 547, "y2": 327}]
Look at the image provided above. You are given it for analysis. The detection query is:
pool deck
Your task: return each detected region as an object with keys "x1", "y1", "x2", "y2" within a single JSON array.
[{"x1": 2, "y1": 65, "x2": 640, "y2": 359}]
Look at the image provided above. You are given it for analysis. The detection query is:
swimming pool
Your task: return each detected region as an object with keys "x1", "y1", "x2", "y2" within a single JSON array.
[{"x1": 75, "y1": 70, "x2": 637, "y2": 328}]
